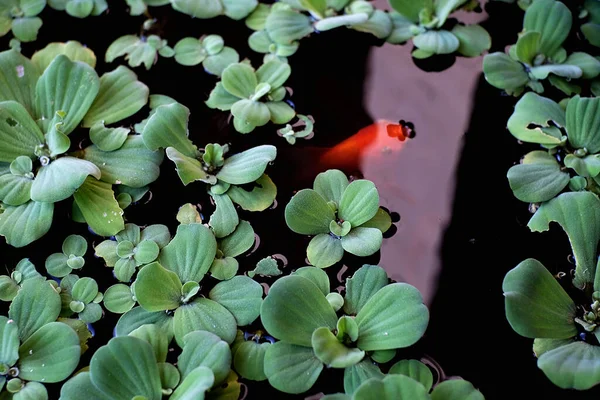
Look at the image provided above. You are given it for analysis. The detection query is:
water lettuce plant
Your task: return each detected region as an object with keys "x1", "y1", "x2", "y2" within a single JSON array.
[
  {"x1": 0, "y1": 0, "x2": 45, "y2": 42},
  {"x1": 483, "y1": 0, "x2": 600, "y2": 96},
  {"x1": 57, "y1": 275, "x2": 104, "y2": 323},
  {"x1": 47, "y1": 0, "x2": 107, "y2": 18},
  {"x1": 581, "y1": 0, "x2": 600, "y2": 48},
  {"x1": 503, "y1": 191, "x2": 600, "y2": 389},
  {"x1": 106, "y1": 30, "x2": 175, "y2": 70},
  {"x1": 260, "y1": 264, "x2": 429, "y2": 393},
  {"x1": 173, "y1": 34, "x2": 239, "y2": 76},
  {"x1": 0, "y1": 259, "x2": 40, "y2": 301},
  {"x1": 285, "y1": 169, "x2": 392, "y2": 268},
  {"x1": 0, "y1": 46, "x2": 162, "y2": 247},
  {"x1": 44, "y1": 234, "x2": 88, "y2": 278},
  {"x1": 387, "y1": 0, "x2": 491, "y2": 59},
  {"x1": 505, "y1": 94, "x2": 600, "y2": 203}
]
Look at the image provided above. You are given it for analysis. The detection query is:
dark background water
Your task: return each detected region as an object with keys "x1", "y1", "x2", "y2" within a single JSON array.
[{"x1": 1, "y1": 0, "x2": 599, "y2": 398}]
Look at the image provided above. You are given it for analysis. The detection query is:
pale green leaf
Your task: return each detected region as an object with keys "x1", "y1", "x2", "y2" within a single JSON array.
[
  {"x1": 142, "y1": 102, "x2": 198, "y2": 158},
  {"x1": 135, "y1": 262, "x2": 182, "y2": 312},
  {"x1": 264, "y1": 342, "x2": 323, "y2": 394},
  {"x1": 73, "y1": 177, "x2": 124, "y2": 237},
  {"x1": 31, "y1": 157, "x2": 100, "y2": 203},
  {"x1": 507, "y1": 150, "x2": 569, "y2": 202},
  {"x1": 178, "y1": 330, "x2": 231, "y2": 384},
  {"x1": 9, "y1": 278, "x2": 61, "y2": 341},
  {"x1": 312, "y1": 327, "x2": 365, "y2": 368},
  {"x1": 0, "y1": 100, "x2": 44, "y2": 162},
  {"x1": 0, "y1": 201, "x2": 53, "y2": 247},
  {"x1": 285, "y1": 189, "x2": 335, "y2": 235},
  {"x1": 307, "y1": 233, "x2": 344, "y2": 268},
  {"x1": 209, "y1": 276, "x2": 262, "y2": 326},
  {"x1": 507, "y1": 92, "x2": 566, "y2": 145},
  {"x1": 173, "y1": 298, "x2": 237, "y2": 346}
]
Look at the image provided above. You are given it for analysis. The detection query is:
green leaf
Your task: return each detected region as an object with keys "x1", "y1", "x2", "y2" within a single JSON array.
[
  {"x1": 13, "y1": 381, "x2": 48, "y2": 399},
  {"x1": 221, "y1": 63, "x2": 256, "y2": 99},
  {"x1": 0, "y1": 316, "x2": 19, "y2": 367},
  {"x1": 178, "y1": 330, "x2": 231, "y2": 384},
  {"x1": 90, "y1": 336, "x2": 161, "y2": 400},
  {"x1": 256, "y1": 60, "x2": 291, "y2": 88},
  {"x1": 260, "y1": 275, "x2": 337, "y2": 346},
  {"x1": 79, "y1": 302, "x2": 103, "y2": 323},
  {"x1": 389, "y1": 360, "x2": 433, "y2": 392},
  {"x1": 293, "y1": 267, "x2": 330, "y2": 296},
  {"x1": 72, "y1": 277, "x2": 98, "y2": 303},
  {"x1": 338, "y1": 180, "x2": 379, "y2": 227},
  {"x1": 35, "y1": 55, "x2": 100, "y2": 135},
  {"x1": 343, "y1": 359, "x2": 384, "y2": 395},
  {"x1": 73, "y1": 177, "x2": 125, "y2": 237},
  {"x1": 537, "y1": 341, "x2": 600, "y2": 389},
  {"x1": 313, "y1": 169, "x2": 349, "y2": 204},
  {"x1": 209, "y1": 276, "x2": 263, "y2": 326},
  {"x1": 264, "y1": 341, "x2": 323, "y2": 394},
  {"x1": 171, "y1": 0, "x2": 222, "y2": 18},
  {"x1": 174, "y1": 38, "x2": 206, "y2": 66},
  {"x1": 31, "y1": 41, "x2": 96, "y2": 72},
  {"x1": 157, "y1": 362, "x2": 180, "y2": 392},
  {"x1": 135, "y1": 262, "x2": 182, "y2": 312},
  {"x1": 115, "y1": 306, "x2": 173, "y2": 342},
  {"x1": 226, "y1": 173, "x2": 276, "y2": 211},
  {"x1": 142, "y1": 102, "x2": 198, "y2": 158},
  {"x1": 248, "y1": 257, "x2": 282, "y2": 278},
  {"x1": 515, "y1": 31, "x2": 541, "y2": 64},
  {"x1": 103, "y1": 284, "x2": 135, "y2": 314},
  {"x1": 0, "y1": 101, "x2": 44, "y2": 162},
  {"x1": 167, "y1": 147, "x2": 213, "y2": 185},
  {"x1": 9, "y1": 278, "x2": 60, "y2": 341},
  {"x1": 65, "y1": 0, "x2": 94, "y2": 17},
  {"x1": 564, "y1": 53, "x2": 600, "y2": 79},
  {"x1": 209, "y1": 258, "x2": 239, "y2": 280},
  {"x1": 507, "y1": 92, "x2": 566, "y2": 145},
  {"x1": 31, "y1": 157, "x2": 100, "y2": 203},
  {"x1": 566, "y1": 96, "x2": 600, "y2": 154},
  {"x1": 170, "y1": 366, "x2": 214, "y2": 400},
  {"x1": 221, "y1": 0, "x2": 257, "y2": 19},
  {"x1": 129, "y1": 324, "x2": 169, "y2": 363},
  {"x1": 529, "y1": 64, "x2": 582, "y2": 80},
  {"x1": 233, "y1": 340, "x2": 269, "y2": 381},
  {"x1": 528, "y1": 192, "x2": 600, "y2": 289},
  {"x1": 0, "y1": 50, "x2": 39, "y2": 114},
  {"x1": 387, "y1": 0, "x2": 430, "y2": 22},
  {"x1": 11, "y1": 17, "x2": 42, "y2": 42},
  {"x1": 582, "y1": 22, "x2": 600, "y2": 47},
  {"x1": 18, "y1": 322, "x2": 80, "y2": 383},
  {"x1": 203, "y1": 47, "x2": 240, "y2": 76},
  {"x1": 307, "y1": 233, "x2": 344, "y2": 268},
  {"x1": 265, "y1": 8, "x2": 314, "y2": 45},
  {"x1": 285, "y1": 189, "x2": 335, "y2": 235},
  {"x1": 264, "y1": 101, "x2": 294, "y2": 124},
  {"x1": 134, "y1": 240, "x2": 160, "y2": 265},
  {"x1": 209, "y1": 193, "x2": 239, "y2": 238},
  {"x1": 159, "y1": 223, "x2": 217, "y2": 283},
  {"x1": 60, "y1": 372, "x2": 111, "y2": 400},
  {"x1": 89, "y1": 122, "x2": 129, "y2": 152},
  {"x1": 507, "y1": 150, "x2": 569, "y2": 202},
  {"x1": 430, "y1": 379, "x2": 484, "y2": 400},
  {"x1": 206, "y1": 82, "x2": 240, "y2": 111},
  {"x1": 0, "y1": 173, "x2": 33, "y2": 206},
  {"x1": 0, "y1": 201, "x2": 53, "y2": 247},
  {"x1": 434, "y1": 0, "x2": 466, "y2": 26},
  {"x1": 341, "y1": 227, "x2": 383, "y2": 257},
  {"x1": 312, "y1": 327, "x2": 364, "y2": 368},
  {"x1": 503, "y1": 258, "x2": 577, "y2": 338},
  {"x1": 114, "y1": 258, "x2": 136, "y2": 282},
  {"x1": 564, "y1": 154, "x2": 600, "y2": 178},
  {"x1": 220, "y1": 220, "x2": 254, "y2": 257},
  {"x1": 482, "y1": 52, "x2": 528, "y2": 92},
  {"x1": 361, "y1": 208, "x2": 392, "y2": 233},
  {"x1": 83, "y1": 136, "x2": 164, "y2": 188},
  {"x1": 354, "y1": 374, "x2": 430, "y2": 399},
  {"x1": 344, "y1": 265, "x2": 389, "y2": 315},
  {"x1": 173, "y1": 298, "x2": 237, "y2": 346},
  {"x1": 523, "y1": 0, "x2": 571, "y2": 56},
  {"x1": 355, "y1": 283, "x2": 429, "y2": 351},
  {"x1": 217, "y1": 145, "x2": 276, "y2": 185},
  {"x1": 62, "y1": 234, "x2": 86, "y2": 257},
  {"x1": 413, "y1": 30, "x2": 459, "y2": 55},
  {"x1": 83, "y1": 66, "x2": 149, "y2": 127},
  {"x1": 0, "y1": 275, "x2": 20, "y2": 302}
]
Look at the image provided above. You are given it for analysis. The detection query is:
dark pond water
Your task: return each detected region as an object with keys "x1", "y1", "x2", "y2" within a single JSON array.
[{"x1": 1, "y1": 0, "x2": 599, "y2": 398}]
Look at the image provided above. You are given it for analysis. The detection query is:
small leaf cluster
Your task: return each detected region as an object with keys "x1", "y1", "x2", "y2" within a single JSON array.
[{"x1": 174, "y1": 34, "x2": 239, "y2": 76}]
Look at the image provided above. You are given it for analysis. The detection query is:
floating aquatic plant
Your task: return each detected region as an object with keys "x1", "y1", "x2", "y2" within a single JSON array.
[
  {"x1": 106, "y1": 28, "x2": 175, "y2": 70},
  {"x1": 0, "y1": 45, "x2": 162, "y2": 247},
  {"x1": 0, "y1": 259, "x2": 40, "y2": 301},
  {"x1": 484, "y1": 0, "x2": 600, "y2": 96},
  {"x1": 285, "y1": 169, "x2": 392, "y2": 268},
  {"x1": 45, "y1": 234, "x2": 88, "y2": 278},
  {"x1": 47, "y1": 0, "x2": 107, "y2": 18},
  {"x1": 173, "y1": 34, "x2": 239, "y2": 76},
  {"x1": 0, "y1": 0, "x2": 45, "y2": 42}
]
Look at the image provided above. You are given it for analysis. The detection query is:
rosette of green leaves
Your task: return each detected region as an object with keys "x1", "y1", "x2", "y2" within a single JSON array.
[
  {"x1": 484, "y1": 0, "x2": 600, "y2": 96},
  {"x1": 505, "y1": 94, "x2": 600, "y2": 203},
  {"x1": 0, "y1": 278, "x2": 81, "y2": 398},
  {"x1": 0, "y1": 0, "x2": 45, "y2": 42},
  {"x1": 582, "y1": 0, "x2": 600, "y2": 48},
  {"x1": 285, "y1": 169, "x2": 392, "y2": 268},
  {"x1": 387, "y1": 0, "x2": 491, "y2": 59},
  {"x1": 94, "y1": 223, "x2": 171, "y2": 282},
  {"x1": 46, "y1": 0, "x2": 106, "y2": 18},
  {"x1": 106, "y1": 32, "x2": 175, "y2": 70},
  {"x1": 174, "y1": 34, "x2": 239, "y2": 76},
  {"x1": 177, "y1": 203, "x2": 256, "y2": 280},
  {"x1": 0, "y1": 48, "x2": 159, "y2": 247},
  {"x1": 44, "y1": 234, "x2": 87, "y2": 278},
  {"x1": 277, "y1": 114, "x2": 315, "y2": 144},
  {"x1": 0, "y1": 259, "x2": 41, "y2": 301},
  {"x1": 60, "y1": 326, "x2": 241, "y2": 399},
  {"x1": 128, "y1": 223, "x2": 264, "y2": 346},
  {"x1": 322, "y1": 359, "x2": 484, "y2": 399},
  {"x1": 260, "y1": 265, "x2": 429, "y2": 394},
  {"x1": 141, "y1": 100, "x2": 278, "y2": 216},
  {"x1": 58, "y1": 276, "x2": 104, "y2": 324},
  {"x1": 206, "y1": 59, "x2": 297, "y2": 133},
  {"x1": 501, "y1": 192, "x2": 600, "y2": 389},
  {"x1": 170, "y1": 0, "x2": 257, "y2": 20}
]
